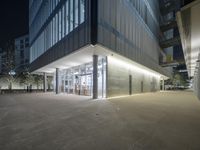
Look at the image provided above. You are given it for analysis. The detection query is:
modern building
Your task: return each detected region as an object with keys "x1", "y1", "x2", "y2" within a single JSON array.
[
  {"x1": 177, "y1": 0, "x2": 200, "y2": 99},
  {"x1": 159, "y1": 0, "x2": 182, "y2": 64},
  {"x1": 0, "y1": 48, "x2": 7, "y2": 75},
  {"x1": 158, "y1": 0, "x2": 190, "y2": 84},
  {"x1": 15, "y1": 34, "x2": 30, "y2": 73},
  {"x1": 29, "y1": 0, "x2": 170, "y2": 98}
]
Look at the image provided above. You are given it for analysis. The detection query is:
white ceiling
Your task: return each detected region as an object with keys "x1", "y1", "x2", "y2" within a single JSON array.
[
  {"x1": 34, "y1": 44, "x2": 168, "y2": 79},
  {"x1": 34, "y1": 46, "x2": 94, "y2": 73}
]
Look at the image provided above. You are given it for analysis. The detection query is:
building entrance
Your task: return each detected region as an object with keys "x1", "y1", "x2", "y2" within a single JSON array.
[
  {"x1": 75, "y1": 74, "x2": 92, "y2": 96},
  {"x1": 58, "y1": 57, "x2": 107, "y2": 98}
]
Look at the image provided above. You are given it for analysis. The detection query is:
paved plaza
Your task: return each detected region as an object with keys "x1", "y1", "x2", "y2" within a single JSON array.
[{"x1": 0, "y1": 91, "x2": 200, "y2": 150}]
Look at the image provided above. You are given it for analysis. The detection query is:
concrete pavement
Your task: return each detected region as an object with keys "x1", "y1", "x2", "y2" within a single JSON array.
[{"x1": 0, "y1": 91, "x2": 200, "y2": 150}]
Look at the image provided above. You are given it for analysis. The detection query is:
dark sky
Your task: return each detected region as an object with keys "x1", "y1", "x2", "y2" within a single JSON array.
[
  {"x1": 0, "y1": 0, "x2": 194, "y2": 49},
  {"x1": 0, "y1": 0, "x2": 29, "y2": 48}
]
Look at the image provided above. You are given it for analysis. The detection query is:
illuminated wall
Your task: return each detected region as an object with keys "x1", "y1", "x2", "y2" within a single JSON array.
[
  {"x1": 107, "y1": 56, "x2": 160, "y2": 97},
  {"x1": 193, "y1": 58, "x2": 200, "y2": 100}
]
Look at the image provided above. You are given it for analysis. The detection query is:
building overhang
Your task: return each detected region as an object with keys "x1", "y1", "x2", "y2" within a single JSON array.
[
  {"x1": 33, "y1": 44, "x2": 169, "y2": 80},
  {"x1": 176, "y1": 0, "x2": 200, "y2": 77}
]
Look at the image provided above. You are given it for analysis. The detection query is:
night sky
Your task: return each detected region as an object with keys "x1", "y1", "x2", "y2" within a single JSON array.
[
  {"x1": 0, "y1": 0, "x2": 29, "y2": 48},
  {"x1": 0, "y1": 0, "x2": 193, "y2": 51}
]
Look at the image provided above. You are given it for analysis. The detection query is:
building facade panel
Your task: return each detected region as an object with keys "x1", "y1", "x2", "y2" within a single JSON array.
[
  {"x1": 97, "y1": 0, "x2": 162, "y2": 73},
  {"x1": 107, "y1": 56, "x2": 160, "y2": 97}
]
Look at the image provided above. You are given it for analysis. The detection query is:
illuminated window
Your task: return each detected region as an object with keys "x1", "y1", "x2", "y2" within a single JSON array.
[
  {"x1": 75, "y1": 0, "x2": 79, "y2": 28},
  {"x1": 65, "y1": 0, "x2": 69, "y2": 35},
  {"x1": 62, "y1": 6, "x2": 65, "y2": 38},
  {"x1": 80, "y1": 0, "x2": 85, "y2": 24},
  {"x1": 70, "y1": 0, "x2": 74, "y2": 32},
  {"x1": 59, "y1": 10, "x2": 62, "y2": 40}
]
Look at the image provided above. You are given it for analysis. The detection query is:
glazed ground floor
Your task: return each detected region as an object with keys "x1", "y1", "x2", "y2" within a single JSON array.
[{"x1": 35, "y1": 45, "x2": 167, "y2": 98}]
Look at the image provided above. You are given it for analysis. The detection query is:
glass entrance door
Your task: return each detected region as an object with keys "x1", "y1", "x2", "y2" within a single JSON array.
[
  {"x1": 75, "y1": 74, "x2": 92, "y2": 96},
  {"x1": 59, "y1": 57, "x2": 107, "y2": 98}
]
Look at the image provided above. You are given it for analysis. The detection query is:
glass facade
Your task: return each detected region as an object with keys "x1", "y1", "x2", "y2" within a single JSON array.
[
  {"x1": 54, "y1": 58, "x2": 107, "y2": 98},
  {"x1": 29, "y1": 0, "x2": 165, "y2": 98},
  {"x1": 30, "y1": 0, "x2": 86, "y2": 63}
]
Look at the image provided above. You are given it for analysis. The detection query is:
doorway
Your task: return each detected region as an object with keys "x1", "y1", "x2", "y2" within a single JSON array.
[
  {"x1": 75, "y1": 74, "x2": 92, "y2": 96},
  {"x1": 141, "y1": 81, "x2": 144, "y2": 93},
  {"x1": 129, "y1": 75, "x2": 132, "y2": 95}
]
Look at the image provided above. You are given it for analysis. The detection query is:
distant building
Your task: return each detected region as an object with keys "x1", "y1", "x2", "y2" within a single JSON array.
[
  {"x1": 15, "y1": 34, "x2": 29, "y2": 73},
  {"x1": 0, "y1": 48, "x2": 7, "y2": 75}
]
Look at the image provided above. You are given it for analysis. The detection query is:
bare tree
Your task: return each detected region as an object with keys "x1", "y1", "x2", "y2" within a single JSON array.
[
  {"x1": 34, "y1": 74, "x2": 43, "y2": 90},
  {"x1": 19, "y1": 67, "x2": 43, "y2": 91},
  {"x1": 1, "y1": 41, "x2": 16, "y2": 90},
  {"x1": 18, "y1": 67, "x2": 34, "y2": 90}
]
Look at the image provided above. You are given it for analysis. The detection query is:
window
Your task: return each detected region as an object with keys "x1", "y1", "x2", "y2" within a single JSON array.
[
  {"x1": 62, "y1": 6, "x2": 65, "y2": 37},
  {"x1": 25, "y1": 38, "x2": 29, "y2": 42},
  {"x1": 25, "y1": 43, "x2": 29, "y2": 48},
  {"x1": 20, "y1": 50, "x2": 24, "y2": 58},
  {"x1": 53, "y1": 17, "x2": 55, "y2": 45},
  {"x1": 20, "y1": 40, "x2": 24, "y2": 44},
  {"x1": 20, "y1": 44, "x2": 24, "y2": 49},
  {"x1": 65, "y1": 0, "x2": 69, "y2": 35},
  {"x1": 59, "y1": 10, "x2": 62, "y2": 40},
  {"x1": 80, "y1": 0, "x2": 85, "y2": 24},
  {"x1": 25, "y1": 59, "x2": 29, "y2": 63},
  {"x1": 55, "y1": 14, "x2": 58, "y2": 43},
  {"x1": 20, "y1": 60, "x2": 24, "y2": 65},
  {"x1": 69, "y1": 0, "x2": 74, "y2": 32},
  {"x1": 30, "y1": 0, "x2": 87, "y2": 63},
  {"x1": 75, "y1": 0, "x2": 79, "y2": 27}
]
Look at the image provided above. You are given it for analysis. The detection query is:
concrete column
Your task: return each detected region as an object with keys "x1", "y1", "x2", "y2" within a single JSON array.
[
  {"x1": 56, "y1": 68, "x2": 60, "y2": 94},
  {"x1": 101, "y1": 58, "x2": 104, "y2": 98},
  {"x1": 93, "y1": 55, "x2": 98, "y2": 99},
  {"x1": 105, "y1": 56, "x2": 108, "y2": 98},
  {"x1": 162, "y1": 79, "x2": 165, "y2": 91},
  {"x1": 43, "y1": 73, "x2": 47, "y2": 92}
]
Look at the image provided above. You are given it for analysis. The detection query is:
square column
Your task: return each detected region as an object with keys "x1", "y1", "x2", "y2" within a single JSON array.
[
  {"x1": 56, "y1": 68, "x2": 60, "y2": 94},
  {"x1": 93, "y1": 55, "x2": 98, "y2": 99},
  {"x1": 162, "y1": 79, "x2": 165, "y2": 91},
  {"x1": 43, "y1": 73, "x2": 47, "y2": 92}
]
